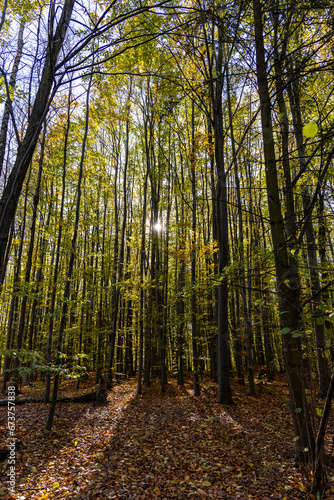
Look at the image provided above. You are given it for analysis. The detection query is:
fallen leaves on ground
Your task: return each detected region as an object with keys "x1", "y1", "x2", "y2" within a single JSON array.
[{"x1": 1, "y1": 374, "x2": 333, "y2": 499}]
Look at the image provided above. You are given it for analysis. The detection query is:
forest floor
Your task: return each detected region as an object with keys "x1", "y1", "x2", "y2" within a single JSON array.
[{"x1": 1, "y1": 373, "x2": 334, "y2": 499}]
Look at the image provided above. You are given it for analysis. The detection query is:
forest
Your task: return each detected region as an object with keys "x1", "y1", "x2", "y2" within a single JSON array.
[{"x1": 1, "y1": 0, "x2": 334, "y2": 498}]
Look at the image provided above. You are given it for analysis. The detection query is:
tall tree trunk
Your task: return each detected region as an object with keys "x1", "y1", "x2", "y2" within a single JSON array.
[
  {"x1": 176, "y1": 168, "x2": 185, "y2": 386},
  {"x1": 0, "y1": 20, "x2": 25, "y2": 177},
  {"x1": 46, "y1": 72, "x2": 92, "y2": 431},
  {"x1": 317, "y1": 191, "x2": 334, "y2": 362},
  {"x1": 44, "y1": 84, "x2": 72, "y2": 403},
  {"x1": 28, "y1": 187, "x2": 53, "y2": 352},
  {"x1": 302, "y1": 188, "x2": 331, "y2": 397},
  {"x1": 213, "y1": 18, "x2": 233, "y2": 405},
  {"x1": 161, "y1": 166, "x2": 171, "y2": 392},
  {"x1": 226, "y1": 65, "x2": 255, "y2": 395},
  {"x1": 191, "y1": 101, "x2": 200, "y2": 396},
  {"x1": 286, "y1": 63, "x2": 331, "y2": 398},
  {"x1": 13, "y1": 125, "x2": 46, "y2": 382},
  {"x1": 106, "y1": 92, "x2": 131, "y2": 389},
  {"x1": 137, "y1": 117, "x2": 149, "y2": 394},
  {"x1": 96, "y1": 202, "x2": 107, "y2": 382},
  {"x1": 253, "y1": 0, "x2": 314, "y2": 462},
  {"x1": 208, "y1": 114, "x2": 218, "y2": 383},
  {"x1": 0, "y1": 0, "x2": 75, "y2": 283},
  {"x1": 2, "y1": 166, "x2": 31, "y2": 390}
]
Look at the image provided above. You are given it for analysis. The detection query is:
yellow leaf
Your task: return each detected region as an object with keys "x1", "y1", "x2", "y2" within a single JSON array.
[
  {"x1": 302, "y1": 121, "x2": 318, "y2": 138},
  {"x1": 52, "y1": 482, "x2": 60, "y2": 490},
  {"x1": 202, "y1": 481, "x2": 212, "y2": 487},
  {"x1": 153, "y1": 486, "x2": 161, "y2": 494}
]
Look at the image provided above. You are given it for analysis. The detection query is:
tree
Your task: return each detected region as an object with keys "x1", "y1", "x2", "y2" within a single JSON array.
[
  {"x1": 0, "y1": 0, "x2": 75, "y2": 282},
  {"x1": 252, "y1": 0, "x2": 315, "y2": 462}
]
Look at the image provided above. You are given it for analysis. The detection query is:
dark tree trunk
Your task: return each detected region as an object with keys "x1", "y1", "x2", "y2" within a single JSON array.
[
  {"x1": 253, "y1": 0, "x2": 315, "y2": 462},
  {"x1": 0, "y1": 0, "x2": 75, "y2": 283},
  {"x1": 0, "y1": 21, "x2": 25, "y2": 177},
  {"x1": 190, "y1": 101, "x2": 200, "y2": 397},
  {"x1": 212, "y1": 19, "x2": 233, "y2": 405}
]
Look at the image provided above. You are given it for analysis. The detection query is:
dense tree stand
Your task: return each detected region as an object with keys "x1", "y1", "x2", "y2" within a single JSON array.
[{"x1": 1, "y1": 1, "x2": 334, "y2": 498}]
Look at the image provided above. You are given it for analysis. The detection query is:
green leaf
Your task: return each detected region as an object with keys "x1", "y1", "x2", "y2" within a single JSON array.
[
  {"x1": 280, "y1": 327, "x2": 291, "y2": 335},
  {"x1": 302, "y1": 121, "x2": 318, "y2": 138},
  {"x1": 291, "y1": 332, "x2": 304, "y2": 338},
  {"x1": 279, "y1": 112, "x2": 285, "y2": 119},
  {"x1": 316, "y1": 408, "x2": 323, "y2": 417},
  {"x1": 293, "y1": 436, "x2": 300, "y2": 441}
]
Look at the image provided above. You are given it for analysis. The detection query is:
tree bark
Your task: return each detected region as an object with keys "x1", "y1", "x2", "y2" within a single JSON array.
[
  {"x1": 191, "y1": 101, "x2": 200, "y2": 397},
  {"x1": 213, "y1": 17, "x2": 233, "y2": 405},
  {"x1": 253, "y1": 0, "x2": 315, "y2": 462}
]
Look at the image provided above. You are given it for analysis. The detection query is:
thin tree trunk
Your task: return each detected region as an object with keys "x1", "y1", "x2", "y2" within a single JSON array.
[
  {"x1": 286, "y1": 63, "x2": 331, "y2": 398},
  {"x1": 190, "y1": 101, "x2": 200, "y2": 396},
  {"x1": 137, "y1": 126, "x2": 149, "y2": 394},
  {"x1": 2, "y1": 165, "x2": 32, "y2": 390},
  {"x1": 226, "y1": 65, "x2": 255, "y2": 395},
  {"x1": 176, "y1": 169, "x2": 185, "y2": 386},
  {"x1": 208, "y1": 114, "x2": 218, "y2": 383},
  {"x1": 0, "y1": 20, "x2": 25, "y2": 177},
  {"x1": 44, "y1": 85, "x2": 72, "y2": 403},
  {"x1": 106, "y1": 91, "x2": 131, "y2": 389},
  {"x1": 46, "y1": 72, "x2": 92, "y2": 431},
  {"x1": 13, "y1": 125, "x2": 46, "y2": 382},
  {"x1": 96, "y1": 202, "x2": 107, "y2": 382},
  {"x1": 213, "y1": 18, "x2": 233, "y2": 405},
  {"x1": 302, "y1": 188, "x2": 331, "y2": 397}
]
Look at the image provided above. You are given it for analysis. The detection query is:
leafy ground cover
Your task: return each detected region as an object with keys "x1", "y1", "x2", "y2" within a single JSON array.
[{"x1": 0, "y1": 374, "x2": 333, "y2": 499}]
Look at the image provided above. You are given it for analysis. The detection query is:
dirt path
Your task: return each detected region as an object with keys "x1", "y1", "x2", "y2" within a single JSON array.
[{"x1": 0, "y1": 375, "x2": 331, "y2": 499}]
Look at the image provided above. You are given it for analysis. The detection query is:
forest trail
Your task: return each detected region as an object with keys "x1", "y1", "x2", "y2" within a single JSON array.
[{"x1": 0, "y1": 375, "x2": 330, "y2": 499}]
